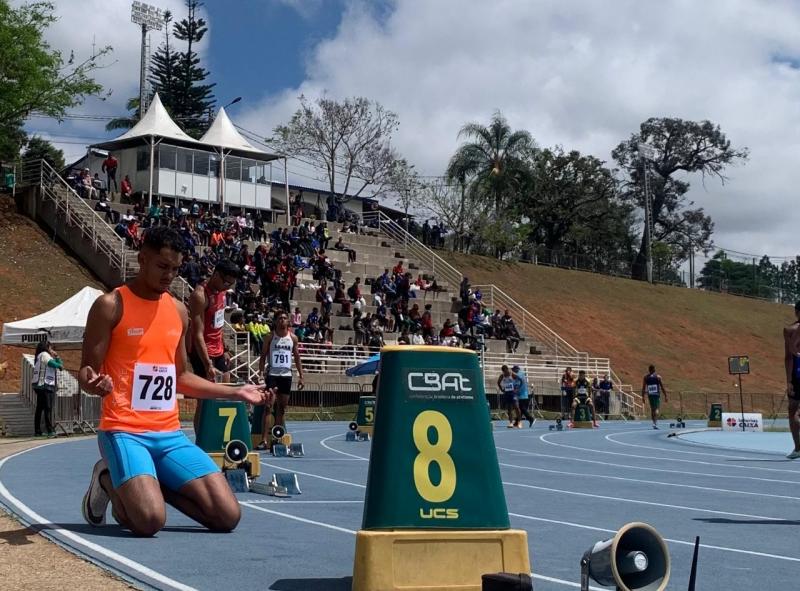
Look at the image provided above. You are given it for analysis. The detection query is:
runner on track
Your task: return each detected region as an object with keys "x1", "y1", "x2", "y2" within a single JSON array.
[{"x1": 642, "y1": 365, "x2": 668, "y2": 430}]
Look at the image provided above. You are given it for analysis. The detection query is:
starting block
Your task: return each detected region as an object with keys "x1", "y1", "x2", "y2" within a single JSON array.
[
  {"x1": 288, "y1": 443, "x2": 305, "y2": 457},
  {"x1": 273, "y1": 443, "x2": 288, "y2": 457},
  {"x1": 549, "y1": 418, "x2": 564, "y2": 431},
  {"x1": 345, "y1": 431, "x2": 357, "y2": 442},
  {"x1": 196, "y1": 400, "x2": 261, "y2": 477},
  {"x1": 357, "y1": 432, "x2": 371, "y2": 442},
  {"x1": 224, "y1": 469, "x2": 249, "y2": 493},
  {"x1": 272, "y1": 472, "x2": 302, "y2": 495},
  {"x1": 572, "y1": 403, "x2": 593, "y2": 428},
  {"x1": 249, "y1": 479, "x2": 289, "y2": 498},
  {"x1": 669, "y1": 416, "x2": 686, "y2": 429}
]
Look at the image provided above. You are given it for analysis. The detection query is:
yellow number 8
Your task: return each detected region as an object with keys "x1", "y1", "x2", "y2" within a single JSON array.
[{"x1": 412, "y1": 410, "x2": 456, "y2": 503}]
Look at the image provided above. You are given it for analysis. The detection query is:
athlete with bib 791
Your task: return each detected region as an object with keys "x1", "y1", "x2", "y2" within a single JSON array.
[{"x1": 78, "y1": 227, "x2": 274, "y2": 537}]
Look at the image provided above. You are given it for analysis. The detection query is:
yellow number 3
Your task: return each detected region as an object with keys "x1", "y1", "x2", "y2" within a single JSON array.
[{"x1": 413, "y1": 410, "x2": 456, "y2": 503}]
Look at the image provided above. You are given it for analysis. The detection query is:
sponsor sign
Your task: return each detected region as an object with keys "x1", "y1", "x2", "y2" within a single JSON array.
[{"x1": 722, "y1": 412, "x2": 763, "y2": 432}]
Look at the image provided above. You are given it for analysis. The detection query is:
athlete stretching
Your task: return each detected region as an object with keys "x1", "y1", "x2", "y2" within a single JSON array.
[
  {"x1": 642, "y1": 365, "x2": 668, "y2": 429},
  {"x1": 784, "y1": 301, "x2": 800, "y2": 459},
  {"x1": 79, "y1": 227, "x2": 273, "y2": 536},
  {"x1": 257, "y1": 310, "x2": 304, "y2": 448}
]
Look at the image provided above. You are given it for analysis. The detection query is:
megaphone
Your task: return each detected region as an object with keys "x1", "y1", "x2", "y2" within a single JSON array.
[
  {"x1": 224, "y1": 439, "x2": 249, "y2": 465},
  {"x1": 580, "y1": 522, "x2": 670, "y2": 591}
]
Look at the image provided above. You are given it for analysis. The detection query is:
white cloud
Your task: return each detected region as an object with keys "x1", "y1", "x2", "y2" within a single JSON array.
[
  {"x1": 22, "y1": 0, "x2": 207, "y2": 162},
  {"x1": 239, "y1": 0, "x2": 800, "y2": 258}
]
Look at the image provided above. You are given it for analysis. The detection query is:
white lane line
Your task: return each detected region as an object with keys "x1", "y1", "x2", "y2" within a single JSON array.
[
  {"x1": 244, "y1": 499, "x2": 362, "y2": 504},
  {"x1": 508, "y1": 513, "x2": 800, "y2": 564},
  {"x1": 0, "y1": 445, "x2": 197, "y2": 591},
  {"x1": 260, "y1": 461, "x2": 367, "y2": 488},
  {"x1": 604, "y1": 431, "x2": 766, "y2": 458},
  {"x1": 495, "y1": 446, "x2": 800, "y2": 485},
  {"x1": 503, "y1": 480, "x2": 786, "y2": 521},
  {"x1": 241, "y1": 503, "x2": 600, "y2": 589},
  {"x1": 241, "y1": 502, "x2": 358, "y2": 534},
  {"x1": 498, "y1": 461, "x2": 800, "y2": 501},
  {"x1": 320, "y1": 433, "x2": 371, "y2": 460},
  {"x1": 539, "y1": 432, "x2": 800, "y2": 474},
  {"x1": 259, "y1": 450, "x2": 800, "y2": 570}
]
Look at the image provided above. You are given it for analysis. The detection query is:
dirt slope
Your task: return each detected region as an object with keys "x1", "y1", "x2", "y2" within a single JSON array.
[
  {"x1": 0, "y1": 194, "x2": 103, "y2": 392},
  {"x1": 444, "y1": 252, "x2": 792, "y2": 393}
]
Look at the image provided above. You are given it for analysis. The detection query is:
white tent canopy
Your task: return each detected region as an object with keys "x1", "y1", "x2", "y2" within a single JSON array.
[
  {"x1": 199, "y1": 106, "x2": 269, "y2": 158},
  {"x1": 1, "y1": 287, "x2": 103, "y2": 348},
  {"x1": 114, "y1": 93, "x2": 200, "y2": 146}
]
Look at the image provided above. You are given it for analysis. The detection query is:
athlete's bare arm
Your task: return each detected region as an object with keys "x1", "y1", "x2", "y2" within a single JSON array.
[
  {"x1": 291, "y1": 332, "x2": 305, "y2": 386},
  {"x1": 174, "y1": 301, "x2": 272, "y2": 406},
  {"x1": 78, "y1": 292, "x2": 121, "y2": 397},
  {"x1": 258, "y1": 333, "x2": 274, "y2": 378},
  {"x1": 785, "y1": 324, "x2": 797, "y2": 394},
  {"x1": 497, "y1": 375, "x2": 504, "y2": 392},
  {"x1": 188, "y1": 287, "x2": 215, "y2": 380},
  {"x1": 658, "y1": 375, "x2": 668, "y2": 401},
  {"x1": 641, "y1": 377, "x2": 647, "y2": 398}
]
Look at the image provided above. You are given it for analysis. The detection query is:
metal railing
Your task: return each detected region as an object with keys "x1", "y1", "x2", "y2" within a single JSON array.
[
  {"x1": 365, "y1": 211, "x2": 463, "y2": 290},
  {"x1": 19, "y1": 159, "x2": 130, "y2": 282}
]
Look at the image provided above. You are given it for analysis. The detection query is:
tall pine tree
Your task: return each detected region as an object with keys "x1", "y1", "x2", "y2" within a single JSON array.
[
  {"x1": 148, "y1": 10, "x2": 180, "y2": 113},
  {"x1": 105, "y1": 3, "x2": 216, "y2": 136},
  {"x1": 173, "y1": 0, "x2": 215, "y2": 138}
]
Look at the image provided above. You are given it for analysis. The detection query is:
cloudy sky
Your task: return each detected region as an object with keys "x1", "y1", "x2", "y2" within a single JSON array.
[{"x1": 29, "y1": 0, "x2": 800, "y2": 259}]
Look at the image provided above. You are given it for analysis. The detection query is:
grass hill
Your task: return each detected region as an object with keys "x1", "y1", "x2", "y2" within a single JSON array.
[
  {"x1": 0, "y1": 194, "x2": 102, "y2": 392},
  {"x1": 444, "y1": 252, "x2": 791, "y2": 394}
]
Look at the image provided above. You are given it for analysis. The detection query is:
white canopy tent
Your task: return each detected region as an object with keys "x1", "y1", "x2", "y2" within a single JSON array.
[
  {"x1": 1, "y1": 287, "x2": 103, "y2": 348},
  {"x1": 199, "y1": 106, "x2": 289, "y2": 222},
  {"x1": 93, "y1": 93, "x2": 202, "y2": 207},
  {"x1": 91, "y1": 95, "x2": 285, "y2": 216}
]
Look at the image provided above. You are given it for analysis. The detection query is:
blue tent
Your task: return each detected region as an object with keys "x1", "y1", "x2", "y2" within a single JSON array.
[{"x1": 345, "y1": 354, "x2": 380, "y2": 377}]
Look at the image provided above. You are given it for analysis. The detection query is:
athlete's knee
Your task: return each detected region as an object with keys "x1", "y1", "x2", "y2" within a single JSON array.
[
  {"x1": 126, "y1": 505, "x2": 166, "y2": 537},
  {"x1": 207, "y1": 499, "x2": 241, "y2": 532}
]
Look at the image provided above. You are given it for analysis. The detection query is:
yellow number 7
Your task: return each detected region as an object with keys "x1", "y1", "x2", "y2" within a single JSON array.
[
  {"x1": 218, "y1": 407, "x2": 237, "y2": 443},
  {"x1": 413, "y1": 410, "x2": 456, "y2": 503}
]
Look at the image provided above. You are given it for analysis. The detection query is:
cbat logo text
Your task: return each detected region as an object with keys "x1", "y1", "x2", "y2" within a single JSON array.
[{"x1": 407, "y1": 372, "x2": 472, "y2": 392}]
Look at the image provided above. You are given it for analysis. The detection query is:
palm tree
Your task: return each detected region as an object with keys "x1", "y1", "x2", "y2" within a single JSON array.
[
  {"x1": 105, "y1": 97, "x2": 140, "y2": 132},
  {"x1": 446, "y1": 111, "x2": 534, "y2": 214}
]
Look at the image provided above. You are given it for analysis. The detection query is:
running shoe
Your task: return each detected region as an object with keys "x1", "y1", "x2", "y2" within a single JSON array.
[
  {"x1": 652, "y1": 424, "x2": 659, "y2": 430},
  {"x1": 592, "y1": 422, "x2": 600, "y2": 428},
  {"x1": 515, "y1": 422, "x2": 523, "y2": 429},
  {"x1": 81, "y1": 459, "x2": 110, "y2": 527},
  {"x1": 786, "y1": 450, "x2": 800, "y2": 460},
  {"x1": 528, "y1": 417, "x2": 535, "y2": 428},
  {"x1": 506, "y1": 423, "x2": 515, "y2": 429}
]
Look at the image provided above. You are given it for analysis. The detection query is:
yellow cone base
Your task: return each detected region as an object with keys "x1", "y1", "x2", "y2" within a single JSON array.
[
  {"x1": 352, "y1": 529, "x2": 530, "y2": 591},
  {"x1": 572, "y1": 421, "x2": 593, "y2": 429},
  {"x1": 707, "y1": 420, "x2": 721, "y2": 428},
  {"x1": 208, "y1": 451, "x2": 261, "y2": 477},
  {"x1": 357, "y1": 425, "x2": 374, "y2": 436}
]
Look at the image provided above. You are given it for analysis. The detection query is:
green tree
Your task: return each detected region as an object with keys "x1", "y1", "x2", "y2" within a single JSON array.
[
  {"x1": 172, "y1": 0, "x2": 215, "y2": 137},
  {"x1": 22, "y1": 136, "x2": 64, "y2": 169},
  {"x1": 446, "y1": 111, "x2": 534, "y2": 214},
  {"x1": 698, "y1": 251, "x2": 776, "y2": 299},
  {"x1": 0, "y1": 1, "x2": 110, "y2": 159},
  {"x1": 612, "y1": 118, "x2": 748, "y2": 280}
]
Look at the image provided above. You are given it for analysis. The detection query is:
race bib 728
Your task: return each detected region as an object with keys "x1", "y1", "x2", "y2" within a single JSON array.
[{"x1": 132, "y1": 363, "x2": 176, "y2": 411}]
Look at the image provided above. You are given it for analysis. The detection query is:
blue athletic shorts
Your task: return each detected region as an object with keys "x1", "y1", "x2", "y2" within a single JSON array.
[{"x1": 98, "y1": 430, "x2": 219, "y2": 491}]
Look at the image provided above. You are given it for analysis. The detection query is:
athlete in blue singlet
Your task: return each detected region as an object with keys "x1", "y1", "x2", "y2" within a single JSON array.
[
  {"x1": 784, "y1": 302, "x2": 800, "y2": 459},
  {"x1": 642, "y1": 365, "x2": 667, "y2": 429}
]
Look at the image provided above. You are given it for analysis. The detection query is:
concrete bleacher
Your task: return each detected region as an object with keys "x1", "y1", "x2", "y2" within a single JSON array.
[{"x1": 17, "y1": 162, "x2": 639, "y2": 417}]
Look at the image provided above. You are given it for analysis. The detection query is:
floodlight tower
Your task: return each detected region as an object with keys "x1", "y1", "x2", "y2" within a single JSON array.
[
  {"x1": 638, "y1": 142, "x2": 657, "y2": 284},
  {"x1": 131, "y1": 1, "x2": 166, "y2": 119}
]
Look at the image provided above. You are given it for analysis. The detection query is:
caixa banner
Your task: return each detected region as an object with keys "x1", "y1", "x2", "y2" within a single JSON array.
[{"x1": 721, "y1": 412, "x2": 763, "y2": 432}]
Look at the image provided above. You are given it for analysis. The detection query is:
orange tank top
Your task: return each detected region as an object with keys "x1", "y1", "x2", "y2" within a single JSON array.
[{"x1": 99, "y1": 285, "x2": 183, "y2": 433}]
